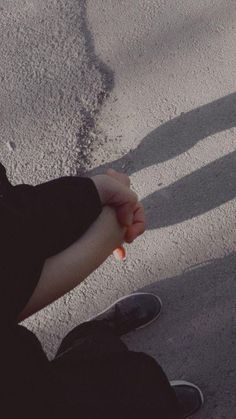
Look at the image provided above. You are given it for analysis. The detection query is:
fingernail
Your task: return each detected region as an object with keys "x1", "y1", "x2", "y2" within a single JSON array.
[{"x1": 113, "y1": 247, "x2": 126, "y2": 261}]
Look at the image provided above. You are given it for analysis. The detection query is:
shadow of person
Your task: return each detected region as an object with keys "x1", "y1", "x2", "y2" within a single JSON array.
[
  {"x1": 87, "y1": 92, "x2": 236, "y2": 177},
  {"x1": 86, "y1": 93, "x2": 236, "y2": 229},
  {"x1": 144, "y1": 150, "x2": 236, "y2": 229}
]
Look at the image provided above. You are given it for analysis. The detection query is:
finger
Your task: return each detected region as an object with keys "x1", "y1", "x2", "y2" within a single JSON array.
[
  {"x1": 124, "y1": 203, "x2": 146, "y2": 242},
  {"x1": 132, "y1": 203, "x2": 147, "y2": 228},
  {"x1": 117, "y1": 201, "x2": 146, "y2": 241},
  {"x1": 115, "y1": 202, "x2": 136, "y2": 227},
  {"x1": 106, "y1": 180, "x2": 138, "y2": 213},
  {"x1": 126, "y1": 201, "x2": 146, "y2": 228},
  {"x1": 113, "y1": 245, "x2": 126, "y2": 261},
  {"x1": 124, "y1": 222, "x2": 145, "y2": 243}
]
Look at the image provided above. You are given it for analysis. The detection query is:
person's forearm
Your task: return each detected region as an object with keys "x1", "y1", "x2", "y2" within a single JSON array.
[{"x1": 17, "y1": 206, "x2": 126, "y2": 322}]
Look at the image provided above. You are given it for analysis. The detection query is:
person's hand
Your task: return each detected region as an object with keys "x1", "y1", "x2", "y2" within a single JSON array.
[
  {"x1": 91, "y1": 169, "x2": 146, "y2": 244},
  {"x1": 106, "y1": 169, "x2": 146, "y2": 243},
  {"x1": 91, "y1": 171, "x2": 138, "y2": 227}
]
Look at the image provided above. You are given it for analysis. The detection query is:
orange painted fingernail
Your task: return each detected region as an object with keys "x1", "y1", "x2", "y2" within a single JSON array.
[{"x1": 113, "y1": 246, "x2": 126, "y2": 261}]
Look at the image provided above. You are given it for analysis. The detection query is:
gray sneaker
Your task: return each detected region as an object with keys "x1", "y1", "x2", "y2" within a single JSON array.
[
  {"x1": 88, "y1": 292, "x2": 162, "y2": 336},
  {"x1": 170, "y1": 380, "x2": 204, "y2": 418}
]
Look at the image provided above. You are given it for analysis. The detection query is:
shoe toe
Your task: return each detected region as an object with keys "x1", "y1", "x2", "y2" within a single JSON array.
[
  {"x1": 171, "y1": 381, "x2": 204, "y2": 418},
  {"x1": 132, "y1": 293, "x2": 162, "y2": 321},
  {"x1": 118, "y1": 293, "x2": 162, "y2": 328}
]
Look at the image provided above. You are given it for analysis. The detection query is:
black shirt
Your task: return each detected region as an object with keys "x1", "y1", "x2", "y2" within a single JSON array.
[{"x1": 0, "y1": 161, "x2": 102, "y2": 416}]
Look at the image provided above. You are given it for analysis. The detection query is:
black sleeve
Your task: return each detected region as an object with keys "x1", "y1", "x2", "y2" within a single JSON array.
[
  {"x1": 0, "y1": 162, "x2": 102, "y2": 325},
  {"x1": 10, "y1": 175, "x2": 103, "y2": 257}
]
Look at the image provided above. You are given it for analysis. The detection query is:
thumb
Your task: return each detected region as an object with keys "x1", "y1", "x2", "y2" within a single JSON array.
[
  {"x1": 102, "y1": 175, "x2": 138, "y2": 226},
  {"x1": 115, "y1": 202, "x2": 135, "y2": 227}
]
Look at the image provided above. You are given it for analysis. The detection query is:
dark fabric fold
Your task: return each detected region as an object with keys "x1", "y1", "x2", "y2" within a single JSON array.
[{"x1": 0, "y1": 161, "x2": 102, "y2": 324}]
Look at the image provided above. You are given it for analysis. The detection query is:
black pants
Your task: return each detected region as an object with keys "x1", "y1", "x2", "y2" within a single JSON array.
[{"x1": 9, "y1": 320, "x2": 182, "y2": 419}]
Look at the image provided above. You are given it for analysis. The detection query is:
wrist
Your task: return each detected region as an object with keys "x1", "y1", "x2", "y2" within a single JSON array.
[{"x1": 91, "y1": 174, "x2": 111, "y2": 206}]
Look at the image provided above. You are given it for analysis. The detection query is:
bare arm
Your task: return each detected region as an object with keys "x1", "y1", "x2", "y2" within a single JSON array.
[{"x1": 17, "y1": 206, "x2": 126, "y2": 323}]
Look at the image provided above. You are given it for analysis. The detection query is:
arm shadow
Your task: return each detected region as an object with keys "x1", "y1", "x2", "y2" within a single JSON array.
[
  {"x1": 144, "y1": 150, "x2": 236, "y2": 229},
  {"x1": 87, "y1": 93, "x2": 236, "y2": 229},
  {"x1": 87, "y1": 92, "x2": 236, "y2": 177}
]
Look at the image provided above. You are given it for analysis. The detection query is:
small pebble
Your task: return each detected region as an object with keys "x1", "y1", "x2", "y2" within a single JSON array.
[{"x1": 6, "y1": 141, "x2": 16, "y2": 151}]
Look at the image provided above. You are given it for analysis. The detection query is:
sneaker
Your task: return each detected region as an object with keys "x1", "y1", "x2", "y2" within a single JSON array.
[
  {"x1": 88, "y1": 292, "x2": 162, "y2": 336},
  {"x1": 55, "y1": 292, "x2": 162, "y2": 358},
  {"x1": 170, "y1": 380, "x2": 204, "y2": 418}
]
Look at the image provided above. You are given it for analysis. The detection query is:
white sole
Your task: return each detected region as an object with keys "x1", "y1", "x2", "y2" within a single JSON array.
[
  {"x1": 170, "y1": 380, "x2": 204, "y2": 405},
  {"x1": 87, "y1": 292, "x2": 163, "y2": 330}
]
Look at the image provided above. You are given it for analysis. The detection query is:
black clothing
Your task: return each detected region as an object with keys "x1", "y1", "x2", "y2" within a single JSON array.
[
  {"x1": 0, "y1": 162, "x2": 102, "y2": 325},
  {"x1": 37, "y1": 320, "x2": 182, "y2": 419},
  {"x1": 0, "y1": 161, "x2": 182, "y2": 418},
  {"x1": 0, "y1": 161, "x2": 102, "y2": 416}
]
